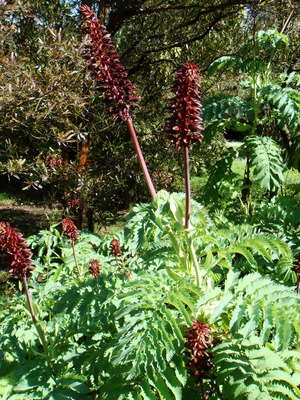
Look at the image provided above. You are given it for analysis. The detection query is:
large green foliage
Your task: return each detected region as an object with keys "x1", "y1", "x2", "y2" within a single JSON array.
[
  {"x1": 125, "y1": 191, "x2": 295, "y2": 287},
  {"x1": 203, "y1": 29, "x2": 299, "y2": 163},
  {"x1": 0, "y1": 185, "x2": 299, "y2": 398},
  {"x1": 198, "y1": 270, "x2": 300, "y2": 399},
  {"x1": 244, "y1": 135, "x2": 285, "y2": 192},
  {"x1": 201, "y1": 28, "x2": 300, "y2": 212}
]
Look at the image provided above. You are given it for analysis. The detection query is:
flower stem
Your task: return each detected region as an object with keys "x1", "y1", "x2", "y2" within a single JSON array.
[
  {"x1": 71, "y1": 239, "x2": 81, "y2": 277},
  {"x1": 126, "y1": 117, "x2": 156, "y2": 200},
  {"x1": 22, "y1": 274, "x2": 51, "y2": 365},
  {"x1": 280, "y1": 6, "x2": 295, "y2": 34},
  {"x1": 267, "y1": 6, "x2": 295, "y2": 69},
  {"x1": 188, "y1": 238, "x2": 202, "y2": 287},
  {"x1": 166, "y1": 226, "x2": 187, "y2": 272},
  {"x1": 22, "y1": 274, "x2": 37, "y2": 324},
  {"x1": 184, "y1": 145, "x2": 191, "y2": 230}
]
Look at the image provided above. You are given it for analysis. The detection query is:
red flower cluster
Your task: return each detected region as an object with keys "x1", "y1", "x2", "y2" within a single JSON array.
[
  {"x1": 90, "y1": 259, "x2": 101, "y2": 279},
  {"x1": 293, "y1": 253, "x2": 300, "y2": 294},
  {"x1": 62, "y1": 218, "x2": 79, "y2": 242},
  {"x1": 184, "y1": 320, "x2": 215, "y2": 382},
  {"x1": 79, "y1": 5, "x2": 139, "y2": 121},
  {"x1": 0, "y1": 221, "x2": 34, "y2": 277},
  {"x1": 167, "y1": 62, "x2": 203, "y2": 149},
  {"x1": 125, "y1": 269, "x2": 132, "y2": 281},
  {"x1": 293, "y1": 253, "x2": 300, "y2": 274},
  {"x1": 110, "y1": 238, "x2": 121, "y2": 256},
  {"x1": 45, "y1": 155, "x2": 64, "y2": 173},
  {"x1": 66, "y1": 198, "x2": 82, "y2": 212}
]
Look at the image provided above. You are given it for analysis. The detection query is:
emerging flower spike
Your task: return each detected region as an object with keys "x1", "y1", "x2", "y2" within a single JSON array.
[
  {"x1": 110, "y1": 238, "x2": 121, "y2": 256},
  {"x1": 166, "y1": 62, "x2": 203, "y2": 149},
  {"x1": 62, "y1": 218, "x2": 81, "y2": 276},
  {"x1": 62, "y1": 218, "x2": 79, "y2": 242},
  {"x1": 0, "y1": 221, "x2": 33, "y2": 277},
  {"x1": 90, "y1": 259, "x2": 101, "y2": 279},
  {"x1": 184, "y1": 320, "x2": 215, "y2": 384},
  {"x1": 125, "y1": 269, "x2": 132, "y2": 281},
  {"x1": 79, "y1": 5, "x2": 139, "y2": 121}
]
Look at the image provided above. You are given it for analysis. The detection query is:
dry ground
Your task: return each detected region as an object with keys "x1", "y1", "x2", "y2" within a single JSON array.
[{"x1": 0, "y1": 204, "x2": 62, "y2": 237}]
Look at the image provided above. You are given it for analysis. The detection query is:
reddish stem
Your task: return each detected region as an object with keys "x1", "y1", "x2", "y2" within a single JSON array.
[
  {"x1": 71, "y1": 239, "x2": 81, "y2": 277},
  {"x1": 126, "y1": 117, "x2": 156, "y2": 200},
  {"x1": 184, "y1": 145, "x2": 191, "y2": 230},
  {"x1": 115, "y1": 255, "x2": 120, "y2": 269},
  {"x1": 22, "y1": 273, "x2": 51, "y2": 365},
  {"x1": 280, "y1": 6, "x2": 295, "y2": 34},
  {"x1": 22, "y1": 274, "x2": 37, "y2": 324}
]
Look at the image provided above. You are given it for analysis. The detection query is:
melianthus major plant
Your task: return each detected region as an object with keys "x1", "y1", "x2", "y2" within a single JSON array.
[
  {"x1": 79, "y1": 6, "x2": 207, "y2": 287},
  {"x1": 0, "y1": 4, "x2": 299, "y2": 400}
]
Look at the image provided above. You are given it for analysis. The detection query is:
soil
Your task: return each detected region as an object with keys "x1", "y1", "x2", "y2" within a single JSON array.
[
  {"x1": 0, "y1": 177, "x2": 63, "y2": 237},
  {"x1": 0, "y1": 204, "x2": 62, "y2": 237}
]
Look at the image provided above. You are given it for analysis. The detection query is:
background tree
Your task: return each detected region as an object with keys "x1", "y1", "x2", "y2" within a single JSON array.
[{"x1": 0, "y1": 0, "x2": 298, "y2": 228}]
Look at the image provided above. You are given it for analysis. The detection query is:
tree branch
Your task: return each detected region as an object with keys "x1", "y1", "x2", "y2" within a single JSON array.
[{"x1": 127, "y1": 9, "x2": 242, "y2": 75}]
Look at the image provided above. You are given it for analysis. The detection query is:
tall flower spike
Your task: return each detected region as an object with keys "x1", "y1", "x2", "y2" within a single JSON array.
[
  {"x1": 0, "y1": 222, "x2": 51, "y2": 364},
  {"x1": 0, "y1": 221, "x2": 38, "y2": 327},
  {"x1": 166, "y1": 62, "x2": 203, "y2": 149},
  {"x1": 0, "y1": 221, "x2": 33, "y2": 277},
  {"x1": 79, "y1": 5, "x2": 156, "y2": 200},
  {"x1": 79, "y1": 5, "x2": 139, "y2": 121},
  {"x1": 167, "y1": 62, "x2": 203, "y2": 232}
]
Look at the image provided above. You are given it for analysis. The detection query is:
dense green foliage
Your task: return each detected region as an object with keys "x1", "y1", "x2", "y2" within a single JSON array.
[{"x1": 0, "y1": 191, "x2": 299, "y2": 398}]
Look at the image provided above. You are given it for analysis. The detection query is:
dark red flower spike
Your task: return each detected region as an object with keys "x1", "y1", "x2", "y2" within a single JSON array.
[
  {"x1": 167, "y1": 62, "x2": 203, "y2": 230},
  {"x1": 79, "y1": 5, "x2": 156, "y2": 200},
  {"x1": 0, "y1": 222, "x2": 37, "y2": 325},
  {"x1": 90, "y1": 259, "x2": 101, "y2": 279},
  {"x1": 62, "y1": 218, "x2": 81, "y2": 276},
  {"x1": 185, "y1": 320, "x2": 215, "y2": 397},
  {"x1": 79, "y1": 5, "x2": 139, "y2": 121},
  {"x1": 110, "y1": 238, "x2": 121, "y2": 257},
  {"x1": 62, "y1": 218, "x2": 79, "y2": 242},
  {"x1": 0, "y1": 221, "x2": 34, "y2": 277},
  {"x1": 167, "y1": 62, "x2": 203, "y2": 149}
]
